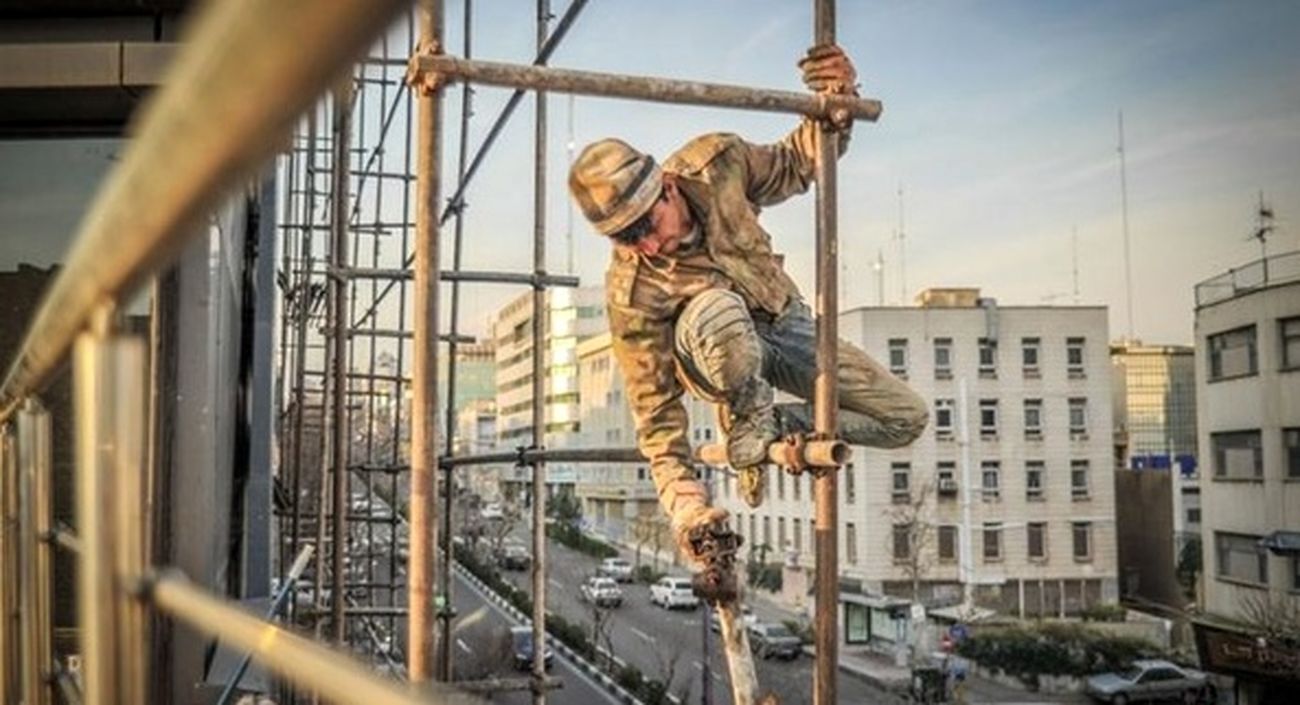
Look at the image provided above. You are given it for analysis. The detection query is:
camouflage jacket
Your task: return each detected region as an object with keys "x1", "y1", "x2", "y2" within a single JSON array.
[{"x1": 606, "y1": 118, "x2": 849, "y2": 488}]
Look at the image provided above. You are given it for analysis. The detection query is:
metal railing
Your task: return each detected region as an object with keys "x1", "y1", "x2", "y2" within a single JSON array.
[
  {"x1": 0, "y1": 0, "x2": 875, "y2": 703},
  {"x1": 1194, "y1": 249, "x2": 1300, "y2": 307}
]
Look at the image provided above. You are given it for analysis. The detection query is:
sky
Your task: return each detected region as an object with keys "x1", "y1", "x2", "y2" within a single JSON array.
[{"x1": 2, "y1": 0, "x2": 1298, "y2": 347}]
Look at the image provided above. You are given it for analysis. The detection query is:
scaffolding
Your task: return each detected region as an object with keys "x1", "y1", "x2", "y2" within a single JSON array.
[{"x1": 0, "y1": 0, "x2": 880, "y2": 703}]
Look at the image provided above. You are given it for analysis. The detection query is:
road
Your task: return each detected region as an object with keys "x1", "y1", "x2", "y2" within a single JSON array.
[{"x1": 498, "y1": 526, "x2": 895, "y2": 705}]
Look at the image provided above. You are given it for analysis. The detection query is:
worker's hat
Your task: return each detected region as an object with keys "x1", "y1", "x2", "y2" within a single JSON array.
[{"x1": 568, "y1": 138, "x2": 663, "y2": 238}]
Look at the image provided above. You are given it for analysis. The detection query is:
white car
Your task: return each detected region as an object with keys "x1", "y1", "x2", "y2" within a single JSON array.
[
  {"x1": 650, "y1": 576, "x2": 699, "y2": 610},
  {"x1": 597, "y1": 558, "x2": 634, "y2": 582},
  {"x1": 579, "y1": 577, "x2": 624, "y2": 608}
]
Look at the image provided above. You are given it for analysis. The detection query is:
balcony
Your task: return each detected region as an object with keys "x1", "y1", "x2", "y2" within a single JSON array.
[{"x1": 1195, "y1": 249, "x2": 1300, "y2": 308}]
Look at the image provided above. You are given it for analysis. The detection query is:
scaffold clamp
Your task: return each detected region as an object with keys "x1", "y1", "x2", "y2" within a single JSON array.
[{"x1": 405, "y1": 38, "x2": 447, "y2": 96}]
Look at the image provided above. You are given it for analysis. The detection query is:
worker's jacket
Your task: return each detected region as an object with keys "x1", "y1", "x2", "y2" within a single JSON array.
[{"x1": 606, "y1": 118, "x2": 849, "y2": 493}]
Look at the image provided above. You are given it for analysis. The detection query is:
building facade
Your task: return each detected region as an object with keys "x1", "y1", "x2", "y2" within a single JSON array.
[
  {"x1": 715, "y1": 288, "x2": 1119, "y2": 619},
  {"x1": 1191, "y1": 251, "x2": 1300, "y2": 704},
  {"x1": 489, "y1": 286, "x2": 604, "y2": 501}
]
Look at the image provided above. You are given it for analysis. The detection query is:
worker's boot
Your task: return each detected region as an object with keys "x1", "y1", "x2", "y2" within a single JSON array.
[{"x1": 722, "y1": 378, "x2": 778, "y2": 508}]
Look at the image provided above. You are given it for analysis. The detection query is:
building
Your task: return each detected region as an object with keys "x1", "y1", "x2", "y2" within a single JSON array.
[
  {"x1": 454, "y1": 398, "x2": 504, "y2": 502},
  {"x1": 489, "y1": 286, "x2": 605, "y2": 502},
  {"x1": 1110, "y1": 342, "x2": 1200, "y2": 607},
  {"x1": 1191, "y1": 251, "x2": 1300, "y2": 704},
  {"x1": 574, "y1": 332, "x2": 720, "y2": 546},
  {"x1": 442, "y1": 341, "x2": 497, "y2": 412},
  {"x1": 715, "y1": 287, "x2": 1119, "y2": 625}
]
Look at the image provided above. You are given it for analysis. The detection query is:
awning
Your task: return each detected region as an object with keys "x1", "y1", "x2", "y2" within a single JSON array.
[{"x1": 1258, "y1": 530, "x2": 1300, "y2": 555}]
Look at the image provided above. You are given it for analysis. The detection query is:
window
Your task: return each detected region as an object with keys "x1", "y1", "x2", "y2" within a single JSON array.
[
  {"x1": 934, "y1": 398, "x2": 955, "y2": 439},
  {"x1": 704, "y1": 428, "x2": 713, "y2": 441},
  {"x1": 1072, "y1": 522, "x2": 1093, "y2": 561},
  {"x1": 736, "y1": 512, "x2": 745, "y2": 540},
  {"x1": 1022, "y1": 337, "x2": 1041, "y2": 376},
  {"x1": 1024, "y1": 399, "x2": 1043, "y2": 438},
  {"x1": 793, "y1": 467, "x2": 802, "y2": 500},
  {"x1": 778, "y1": 517, "x2": 787, "y2": 550},
  {"x1": 983, "y1": 523, "x2": 1002, "y2": 561},
  {"x1": 892, "y1": 524, "x2": 912, "y2": 561},
  {"x1": 1027, "y1": 522, "x2": 1047, "y2": 560},
  {"x1": 1283, "y1": 317, "x2": 1300, "y2": 370},
  {"x1": 891, "y1": 463, "x2": 911, "y2": 503},
  {"x1": 979, "y1": 399, "x2": 998, "y2": 437},
  {"x1": 749, "y1": 515, "x2": 757, "y2": 545},
  {"x1": 981, "y1": 461, "x2": 1000, "y2": 500},
  {"x1": 1208, "y1": 325, "x2": 1258, "y2": 380},
  {"x1": 845, "y1": 462, "x2": 856, "y2": 504},
  {"x1": 1212, "y1": 430, "x2": 1263, "y2": 480},
  {"x1": 934, "y1": 338, "x2": 953, "y2": 379},
  {"x1": 1215, "y1": 532, "x2": 1267, "y2": 585},
  {"x1": 978, "y1": 337, "x2": 997, "y2": 377},
  {"x1": 777, "y1": 470, "x2": 785, "y2": 500},
  {"x1": 1186, "y1": 507, "x2": 1201, "y2": 525},
  {"x1": 1285, "y1": 428, "x2": 1300, "y2": 479},
  {"x1": 763, "y1": 516, "x2": 771, "y2": 547},
  {"x1": 846, "y1": 522, "x2": 858, "y2": 564},
  {"x1": 793, "y1": 518, "x2": 802, "y2": 553},
  {"x1": 937, "y1": 526, "x2": 957, "y2": 562},
  {"x1": 1026, "y1": 461, "x2": 1045, "y2": 501},
  {"x1": 937, "y1": 462, "x2": 958, "y2": 498},
  {"x1": 1066, "y1": 337, "x2": 1086, "y2": 377},
  {"x1": 1068, "y1": 398, "x2": 1088, "y2": 438},
  {"x1": 1071, "y1": 460, "x2": 1090, "y2": 499},
  {"x1": 845, "y1": 603, "x2": 870, "y2": 644},
  {"x1": 637, "y1": 467, "x2": 648, "y2": 482},
  {"x1": 888, "y1": 338, "x2": 908, "y2": 377}
]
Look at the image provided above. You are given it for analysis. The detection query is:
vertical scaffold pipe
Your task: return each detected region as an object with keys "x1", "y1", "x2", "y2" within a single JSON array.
[
  {"x1": 409, "y1": 0, "x2": 445, "y2": 683},
  {"x1": 18, "y1": 401, "x2": 53, "y2": 705},
  {"x1": 812, "y1": 1, "x2": 841, "y2": 704},
  {"x1": 330, "y1": 81, "x2": 355, "y2": 647},
  {"x1": 530, "y1": 1, "x2": 550, "y2": 702}
]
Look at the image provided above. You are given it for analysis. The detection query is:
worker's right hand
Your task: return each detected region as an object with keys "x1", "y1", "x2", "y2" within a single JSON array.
[{"x1": 799, "y1": 43, "x2": 858, "y2": 95}]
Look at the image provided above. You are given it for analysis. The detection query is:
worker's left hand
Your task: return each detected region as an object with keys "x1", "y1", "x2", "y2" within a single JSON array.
[{"x1": 799, "y1": 43, "x2": 858, "y2": 95}]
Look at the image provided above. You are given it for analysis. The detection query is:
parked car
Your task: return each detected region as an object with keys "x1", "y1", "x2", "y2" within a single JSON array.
[
  {"x1": 579, "y1": 576, "x2": 624, "y2": 608},
  {"x1": 498, "y1": 544, "x2": 531, "y2": 571},
  {"x1": 649, "y1": 576, "x2": 699, "y2": 610},
  {"x1": 747, "y1": 622, "x2": 803, "y2": 660},
  {"x1": 597, "y1": 557, "x2": 633, "y2": 582},
  {"x1": 1085, "y1": 659, "x2": 1213, "y2": 704},
  {"x1": 709, "y1": 604, "x2": 757, "y2": 633},
  {"x1": 509, "y1": 626, "x2": 554, "y2": 671}
]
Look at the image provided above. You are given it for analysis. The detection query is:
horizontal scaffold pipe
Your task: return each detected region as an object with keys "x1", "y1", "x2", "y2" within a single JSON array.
[
  {"x1": 339, "y1": 267, "x2": 581, "y2": 288},
  {"x1": 439, "y1": 446, "x2": 645, "y2": 468},
  {"x1": 410, "y1": 55, "x2": 883, "y2": 123},
  {"x1": 145, "y1": 571, "x2": 481, "y2": 705},
  {"x1": 0, "y1": 0, "x2": 408, "y2": 423}
]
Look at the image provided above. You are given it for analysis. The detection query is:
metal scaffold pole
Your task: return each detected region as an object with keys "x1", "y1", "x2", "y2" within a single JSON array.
[
  {"x1": 330, "y1": 81, "x2": 355, "y2": 648},
  {"x1": 812, "y1": 1, "x2": 842, "y2": 704},
  {"x1": 409, "y1": 0, "x2": 445, "y2": 683},
  {"x1": 530, "y1": 2, "x2": 552, "y2": 702}
]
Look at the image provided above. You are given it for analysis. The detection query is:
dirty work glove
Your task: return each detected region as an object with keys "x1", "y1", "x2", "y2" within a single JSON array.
[
  {"x1": 672, "y1": 504, "x2": 731, "y2": 569},
  {"x1": 799, "y1": 43, "x2": 858, "y2": 96}
]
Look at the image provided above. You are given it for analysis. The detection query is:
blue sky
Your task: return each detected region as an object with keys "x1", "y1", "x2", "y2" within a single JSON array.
[{"x1": 426, "y1": 0, "x2": 1300, "y2": 343}]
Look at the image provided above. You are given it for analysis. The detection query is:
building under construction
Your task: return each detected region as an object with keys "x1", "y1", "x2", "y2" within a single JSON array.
[{"x1": 0, "y1": 1, "x2": 881, "y2": 704}]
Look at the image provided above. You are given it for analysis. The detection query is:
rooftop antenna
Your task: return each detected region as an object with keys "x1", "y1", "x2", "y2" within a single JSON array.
[
  {"x1": 1117, "y1": 111, "x2": 1135, "y2": 340},
  {"x1": 873, "y1": 248, "x2": 885, "y2": 306},
  {"x1": 896, "y1": 183, "x2": 907, "y2": 305},
  {"x1": 1250, "y1": 190, "x2": 1276, "y2": 282},
  {"x1": 1072, "y1": 225, "x2": 1080, "y2": 305}
]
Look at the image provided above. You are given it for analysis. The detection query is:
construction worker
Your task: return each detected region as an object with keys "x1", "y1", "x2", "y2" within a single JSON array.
[{"x1": 568, "y1": 45, "x2": 927, "y2": 568}]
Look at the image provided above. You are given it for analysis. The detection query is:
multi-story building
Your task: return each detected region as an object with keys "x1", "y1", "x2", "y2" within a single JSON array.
[
  {"x1": 455, "y1": 398, "x2": 502, "y2": 502},
  {"x1": 574, "y1": 331, "x2": 720, "y2": 546},
  {"x1": 1111, "y1": 342, "x2": 1200, "y2": 544},
  {"x1": 1191, "y1": 251, "x2": 1300, "y2": 704},
  {"x1": 715, "y1": 288, "x2": 1119, "y2": 622},
  {"x1": 489, "y1": 286, "x2": 604, "y2": 502},
  {"x1": 442, "y1": 341, "x2": 497, "y2": 412}
]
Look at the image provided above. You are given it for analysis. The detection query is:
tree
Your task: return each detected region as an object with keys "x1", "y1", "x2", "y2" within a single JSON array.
[
  {"x1": 886, "y1": 478, "x2": 937, "y2": 604},
  {"x1": 548, "y1": 491, "x2": 582, "y2": 527},
  {"x1": 1238, "y1": 591, "x2": 1300, "y2": 646},
  {"x1": 631, "y1": 513, "x2": 671, "y2": 571}
]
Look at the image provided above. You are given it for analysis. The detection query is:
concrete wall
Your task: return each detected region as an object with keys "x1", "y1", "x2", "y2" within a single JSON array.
[{"x1": 1114, "y1": 469, "x2": 1182, "y2": 607}]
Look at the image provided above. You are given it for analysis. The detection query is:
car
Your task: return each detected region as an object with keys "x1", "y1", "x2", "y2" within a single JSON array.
[
  {"x1": 579, "y1": 576, "x2": 624, "y2": 608},
  {"x1": 597, "y1": 557, "x2": 633, "y2": 582},
  {"x1": 480, "y1": 503, "x2": 504, "y2": 521},
  {"x1": 709, "y1": 604, "x2": 758, "y2": 633},
  {"x1": 498, "y1": 544, "x2": 531, "y2": 571},
  {"x1": 747, "y1": 622, "x2": 803, "y2": 660},
  {"x1": 509, "y1": 626, "x2": 554, "y2": 671},
  {"x1": 1085, "y1": 659, "x2": 1213, "y2": 704},
  {"x1": 649, "y1": 576, "x2": 699, "y2": 610}
]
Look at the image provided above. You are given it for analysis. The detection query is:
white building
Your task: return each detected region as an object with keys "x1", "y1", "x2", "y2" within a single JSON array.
[
  {"x1": 489, "y1": 286, "x2": 604, "y2": 502},
  {"x1": 575, "y1": 331, "x2": 720, "y2": 545},
  {"x1": 715, "y1": 288, "x2": 1119, "y2": 621},
  {"x1": 455, "y1": 398, "x2": 503, "y2": 502},
  {"x1": 1191, "y1": 251, "x2": 1300, "y2": 703}
]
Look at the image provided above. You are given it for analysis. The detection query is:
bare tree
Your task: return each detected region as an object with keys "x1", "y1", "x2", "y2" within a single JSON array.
[
  {"x1": 485, "y1": 506, "x2": 521, "y2": 558},
  {"x1": 652, "y1": 644, "x2": 688, "y2": 703},
  {"x1": 1238, "y1": 591, "x2": 1300, "y2": 643},
  {"x1": 587, "y1": 601, "x2": 618, "y2": 670},
  {"x1": 886, "y1": 478, "x2": 937, "y2": 604},
  {"x1": 631, "y1": 513, "x2": 671, "y2": 573}
]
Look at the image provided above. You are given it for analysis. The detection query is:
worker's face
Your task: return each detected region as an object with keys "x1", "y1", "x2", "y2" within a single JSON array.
[{"x1": 633, "y1": 178, "x2": 692, "y2": 257}]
